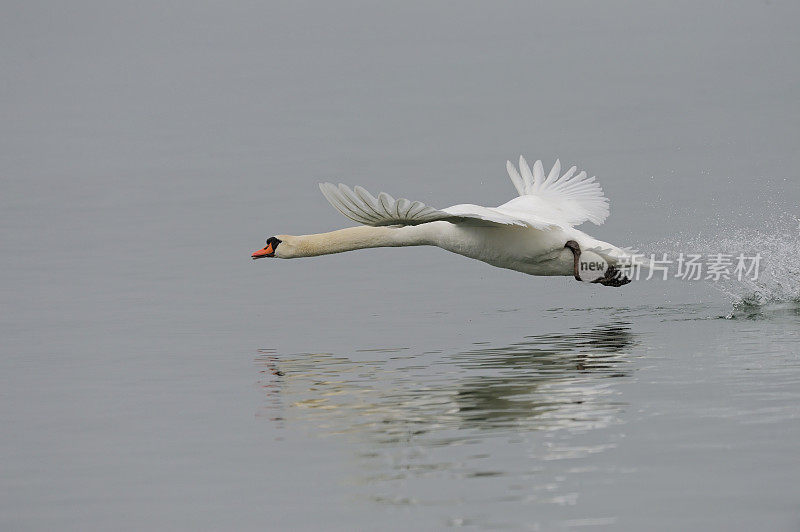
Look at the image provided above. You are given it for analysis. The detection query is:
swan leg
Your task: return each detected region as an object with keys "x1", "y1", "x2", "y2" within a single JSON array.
[
  {"x1": 563, "y1": 240, "x2": 631, "y2": 287},
  {"x1": 564, "y1": 240, "x2": 582, "y2": 281}
]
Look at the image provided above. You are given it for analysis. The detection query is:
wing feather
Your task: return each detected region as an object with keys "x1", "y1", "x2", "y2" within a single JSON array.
[
  {"x1": 518, "y1": 156, "x2": 536, "y2": 192},
  {"x1": 338, "y1": 184, "x2": 379, "y2": 223},
  {"x1": 319, "y1": 183, "x2": 529, "y2": 227},
  {"x1": 352, "y1": 186, "x2": 386, "y2": 221},
  {"x1": 544, "y1": 159, "x2": 561, "y2": 187},
  {"x1": 503, "y1": 158, "x2": 609, "y2": 226},
  {"x1": 320, "y1": 155, "x2": 611, "y2": 231},
  {"x1": 532, "y1": 159, "x2": 545, "y2": 190},
  {"x1": 506, "y1": 160, "x2": 526, "y2": 196},
  {"x1": 319, "y1": 183, "x2": 370, "y2": 224}
]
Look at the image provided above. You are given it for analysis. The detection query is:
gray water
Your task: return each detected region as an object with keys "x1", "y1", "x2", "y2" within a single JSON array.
[{"x1": 2, "y1": 1, "x2": 800, "y2": 530}]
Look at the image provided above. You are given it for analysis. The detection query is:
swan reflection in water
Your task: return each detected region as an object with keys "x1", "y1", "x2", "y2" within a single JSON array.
[
  {"x1": 449, "y1": 325, "x2": 633, "y2": 435},
  {"x1": 258, "y1": 325, "x2": 637, "y2": 521},
  {"x1": 257, "y1": 325, "x2": 636, "y2": 464}
]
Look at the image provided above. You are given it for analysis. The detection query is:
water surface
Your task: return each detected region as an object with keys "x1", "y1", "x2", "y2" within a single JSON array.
[{"x1": 2, "y1": 1, "x2": 800, "y2": 530}]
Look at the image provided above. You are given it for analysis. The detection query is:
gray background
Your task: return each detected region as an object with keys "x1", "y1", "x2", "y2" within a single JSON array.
[{"x1": 2, "y1": 1, "x2": 799, "y2": 530}]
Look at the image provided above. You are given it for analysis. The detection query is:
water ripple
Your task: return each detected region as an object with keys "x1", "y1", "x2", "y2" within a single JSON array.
[{"x1": 256, "y1": 324, "x2": 640, "y2": 516}]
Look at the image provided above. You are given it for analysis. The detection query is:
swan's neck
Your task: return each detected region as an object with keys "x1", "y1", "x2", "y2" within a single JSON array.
[{"x1": 280, "y1": 225, "x2": 437, "y2": 258}]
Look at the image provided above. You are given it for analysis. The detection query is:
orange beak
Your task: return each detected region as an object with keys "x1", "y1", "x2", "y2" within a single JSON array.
[{"x1": 251, "y1": 242, "x2": 274, "y2": 259}]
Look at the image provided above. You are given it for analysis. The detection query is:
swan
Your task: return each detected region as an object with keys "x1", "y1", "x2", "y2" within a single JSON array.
[{"x1": 252, "y1": 157, "x2": 635, "y2": 286}]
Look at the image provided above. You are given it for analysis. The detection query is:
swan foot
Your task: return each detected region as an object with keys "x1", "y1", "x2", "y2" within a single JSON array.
[
  {"x1": 564, "y1": 240, "x2": 631, "y2": 287},
  {"x1": 594, "y1": 265, "x2": 632, "y2": 287}
]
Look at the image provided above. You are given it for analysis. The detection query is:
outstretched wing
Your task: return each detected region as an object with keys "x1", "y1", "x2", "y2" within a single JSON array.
[
  {"x1": 503, "y1": 157, "x2": 610, "y2": 226},
  {"x1": 319, "y1": 183, "x2": 528, "y2": 227}
]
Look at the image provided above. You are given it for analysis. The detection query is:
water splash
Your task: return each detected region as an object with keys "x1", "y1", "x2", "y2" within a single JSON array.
[{"x1": 646, "y1": 212, "x2": 800, "y2": 314}]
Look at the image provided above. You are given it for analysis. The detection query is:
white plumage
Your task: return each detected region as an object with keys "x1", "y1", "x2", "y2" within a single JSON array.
[
  {"x1": 255, "y1": 156, "x2": 635, "y2": 286},
  {"x1": 320, "y1": 157, "x2": 609, "y2": 231}
]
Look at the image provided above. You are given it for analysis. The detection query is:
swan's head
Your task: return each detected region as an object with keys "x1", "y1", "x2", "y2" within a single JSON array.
[{"x1": 251, "y1": 236, "x2": 284, "y2": 259}]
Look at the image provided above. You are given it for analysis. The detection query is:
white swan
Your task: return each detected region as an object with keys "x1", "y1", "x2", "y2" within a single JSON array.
[{"x1": 252, "y1": 157, "x2": 635, "y2": 286}]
